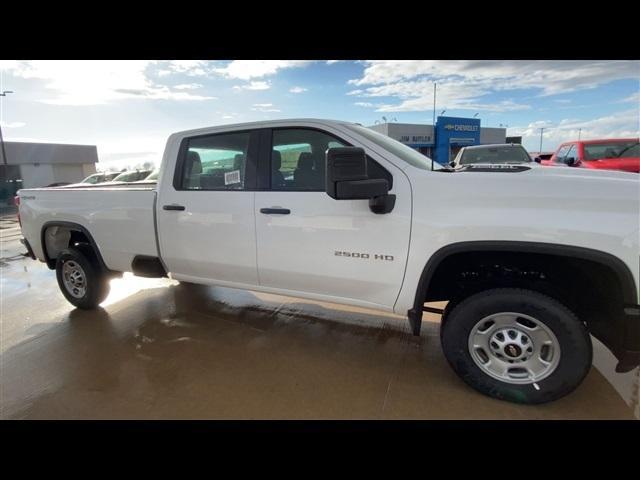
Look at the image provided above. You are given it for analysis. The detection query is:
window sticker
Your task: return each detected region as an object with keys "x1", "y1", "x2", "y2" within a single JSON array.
[{"x1": 224, "y1": 170, "x2": 241, "y2": 185}]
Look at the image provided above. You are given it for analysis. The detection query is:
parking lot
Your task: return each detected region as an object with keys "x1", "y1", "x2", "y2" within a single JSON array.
[{"x1": 0, "y1": 210, "x2": 637, "y2": 420}]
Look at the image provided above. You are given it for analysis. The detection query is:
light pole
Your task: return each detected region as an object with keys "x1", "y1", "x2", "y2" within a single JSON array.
[
  {"x1": 578, "y1": 128, "x2": 582, "y2": 140},
  {"x1": 432, "y1": 83, "x2": 436, "y2": 171},
  {"x1": 0, "y1": 90, "x2": 14, "y2": 165},
  {"x1": 538, "y1": 127, "x2": 545, "y2": 153},
  {"x1": 432, "y1": 83, "x2": 437, "y2": 127}
]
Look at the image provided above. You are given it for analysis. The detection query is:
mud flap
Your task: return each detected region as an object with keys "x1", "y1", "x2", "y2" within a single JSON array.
[{"x1": 408, "y1": 309, "x2": 422, "y2": 336}]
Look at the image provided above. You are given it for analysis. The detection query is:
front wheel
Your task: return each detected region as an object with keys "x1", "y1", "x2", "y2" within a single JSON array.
[
  {"x1": 56, "y1": 247, "x2": 110, "y2": 309},
  {"x1": 440, "y1": 288, "x2": 592, "y2": 404}
]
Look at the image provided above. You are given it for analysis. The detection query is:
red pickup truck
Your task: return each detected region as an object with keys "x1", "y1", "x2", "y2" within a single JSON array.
[{"x1": 540, "y1": 138, "x2": 639, "y2": 173}]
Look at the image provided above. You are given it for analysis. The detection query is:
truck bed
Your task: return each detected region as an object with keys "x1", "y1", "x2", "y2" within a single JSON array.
[{"x1": 18, "y1": 184, "x2": 159, "y2": 273}]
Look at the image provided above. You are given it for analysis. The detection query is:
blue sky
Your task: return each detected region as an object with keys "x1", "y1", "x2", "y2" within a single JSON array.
[{"x1": 1, "y1": 60, "x2": 638, "y2": 170}]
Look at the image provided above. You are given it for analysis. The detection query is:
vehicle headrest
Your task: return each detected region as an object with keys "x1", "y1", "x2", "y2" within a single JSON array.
[
  {"x1": 186, "y1": 151, "x2": 202, "y2": 174},
  {"x1": 234, "y1": 153, "x2": 244, "y2": 169},
  {"x1": 272, "y1": 150, "x2": 281, "y2": 170},
  {"x1": 297, "y1": 152, "x2": 314, "y2": 170}
]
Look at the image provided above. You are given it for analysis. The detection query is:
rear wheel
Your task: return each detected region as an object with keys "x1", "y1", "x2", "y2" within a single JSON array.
[
  {"x1": 440, "y1": 288, "x2": 592, "y2": 404},
  {"x1": 56, "y1": 247, "x2": 110, "y2": 309}
]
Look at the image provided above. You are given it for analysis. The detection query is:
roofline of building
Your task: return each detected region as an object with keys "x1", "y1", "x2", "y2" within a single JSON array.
[
  {"x1": 366, "y1": 121, "x2": 506, "y2": 130},
  {"x1": 4, "y1": 140, "x2": 98, "y2": 149}
]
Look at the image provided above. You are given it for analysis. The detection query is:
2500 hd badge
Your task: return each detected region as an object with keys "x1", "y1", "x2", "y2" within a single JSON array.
[{"x1": 335, "y1": 251, "x2": 394, "y2": 261}]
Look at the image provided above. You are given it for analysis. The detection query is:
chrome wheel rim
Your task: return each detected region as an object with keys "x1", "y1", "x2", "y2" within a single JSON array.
[
  {"x1": 468, "y1": 312, "x2": 561, "y2": 384},
  {"x1": 62, "y1": 260, "x2": 87, "y2": 298}
]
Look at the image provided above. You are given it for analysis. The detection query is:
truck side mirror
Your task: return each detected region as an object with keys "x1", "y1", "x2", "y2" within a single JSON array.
[
  {"x1": 325, "y1": 147, "x2": 395, "y2": 214},
  {"x1": 565, "y1": 157, "x2": 576, "y2": 166},
  {"x1": 449, "y1": 161, "x2": 456, "y2": 168},
  {"x1": 533, "y1": 156, "x2": 542, "y2": 163}
]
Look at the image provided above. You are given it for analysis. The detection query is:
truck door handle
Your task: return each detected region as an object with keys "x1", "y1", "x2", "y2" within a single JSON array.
[
  {"x1": 260, "y1": 207, "x2": 290, "y2": 215},
  {"x1": 163, "y1": 204, "x2": 186, "y2": 211}
]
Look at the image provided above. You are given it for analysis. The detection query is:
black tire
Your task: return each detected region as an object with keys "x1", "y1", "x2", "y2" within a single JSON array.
[
  {"x1": 56, "y1": 247, "x2": 110, "y2": 309},
  {"x1": 441, "y1": 297, "x2": 461, "y2": 324},
  {"x1": 440, "y1": 288, "x2": 592, "y2": 404}
]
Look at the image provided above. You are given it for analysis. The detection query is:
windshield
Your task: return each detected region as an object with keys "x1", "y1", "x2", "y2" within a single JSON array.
[
  {"x1": 460, "y1": 145, "x2": 531, "y2": 165},
  {"x1": 81, "y1": 174, "x2": 101, "y2": 184},
  {"x1": 345, "y1": 124, "x2": 435, "y2": 170},
  {"x1": 583, "y1": 141, "x2": 639, "y2": 160}
]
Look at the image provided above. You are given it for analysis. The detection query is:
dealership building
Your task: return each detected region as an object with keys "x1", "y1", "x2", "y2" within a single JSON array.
[
  {"x1": 0, "y1": 141, "x2": 98, "y2": 204},
  {"x1": 368, "y1": 116, "x2": 507, "y2": 164}
]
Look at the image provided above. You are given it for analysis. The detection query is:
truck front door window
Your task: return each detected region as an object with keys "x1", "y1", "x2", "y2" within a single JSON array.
[
  {"x1": 271, "y1": 129, "x2": 347, "y2": 191},
  {"x1": 554, "y1": 145, "x2": 570, "y2": 164},
  {"x1": 270, "y1": 128, "x2": 392, "y2": 191}
]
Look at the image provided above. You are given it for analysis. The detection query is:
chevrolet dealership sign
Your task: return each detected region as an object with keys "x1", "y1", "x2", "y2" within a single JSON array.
[
  {"x1": 435, "y1": 116, "x2": 481, "y2": 164},
  {"x1": 443, "y1": 123, "x2": 480, "y2": 132}
]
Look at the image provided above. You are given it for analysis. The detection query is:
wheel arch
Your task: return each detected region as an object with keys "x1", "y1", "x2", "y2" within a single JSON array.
[
  {"x1": 408, "y1": 241, "x2": 638, "y2": 335},
  {"x1": 41, "y1": 221, "x2": 112, "y2": 274}
]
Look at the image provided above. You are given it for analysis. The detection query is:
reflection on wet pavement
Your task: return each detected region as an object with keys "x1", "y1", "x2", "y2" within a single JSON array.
[{"x1": 0, "y1": 257, "x2": 637, "y2": 419}]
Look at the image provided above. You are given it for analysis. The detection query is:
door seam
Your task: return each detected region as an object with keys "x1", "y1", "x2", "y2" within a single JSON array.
[{"x1": 252, "y1": 191, "x2": 261, "y2": 285}]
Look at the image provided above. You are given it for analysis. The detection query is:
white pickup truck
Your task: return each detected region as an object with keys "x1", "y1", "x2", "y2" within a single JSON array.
[{"x1": 17, "y1": 119, "x2": 640, "y2": 404}]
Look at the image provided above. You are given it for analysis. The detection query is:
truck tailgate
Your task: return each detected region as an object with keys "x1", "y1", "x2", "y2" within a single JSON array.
[{"x1": 18, "y1": 186, "x2": 158, "y2": 273}]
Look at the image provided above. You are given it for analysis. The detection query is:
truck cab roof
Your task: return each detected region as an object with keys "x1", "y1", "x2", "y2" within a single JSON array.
[{"x1": 172, "y1": 118, "x2": 359, "y2": 138}]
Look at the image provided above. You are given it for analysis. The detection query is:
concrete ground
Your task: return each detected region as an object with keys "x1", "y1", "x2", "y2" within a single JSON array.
[{"x1": 1, "y1": 215, "x2": 638, "y2": 419}]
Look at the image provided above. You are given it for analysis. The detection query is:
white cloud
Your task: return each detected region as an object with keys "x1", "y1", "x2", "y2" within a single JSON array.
[
  {"x1": 214, "y1": 61, "x2": 312, "y2": 80},
  {"x1": 1, "y1": 61, "x2": 216, "y2": 105},
  {"x1": 354, "y1": 102, "x2": 375, "y2": 107},
  {"x1": 511, "y1": 109, "x2": 640, "y2": 151},
  {"x1": 351, "y1": 60, "x2": 639, "y2": 93},
  {"x1": 326, "y1": 61, "x2": 340, "y2": 65},
  {"x1": 251, "y1": 103, "x2": 280, "y2": 113},
  {"x1": 173, "y1": 83, "x2": 203, "y2": 90},
  {"x1": 156, "y1": 60, "x2": 313, "y2": 81},
  {"x1": 348, "y1": 60, "x2": 640, "y2": 113},
  {"x1": 162, "y1": 61, "x2": 211, "y2": 76},
  {"x1": 349, "y1": 78, "x2": 529, "y2": 112},
  {"x1": 289, "y1": 86, "x2": 307, "y2": 94},
  {"x1": 233, "y1": 81, "x2": 271, "y2": 91},
  {"x1": 620, "y1": 92, "x2": 640, "y2": 104}
]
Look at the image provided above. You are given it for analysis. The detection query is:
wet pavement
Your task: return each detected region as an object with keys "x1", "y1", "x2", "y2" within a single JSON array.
[{"x1": 1, "y1": 227, "x2": 638, "y2": 419}]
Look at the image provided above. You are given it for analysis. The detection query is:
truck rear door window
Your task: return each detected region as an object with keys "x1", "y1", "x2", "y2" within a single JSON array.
[{"x1": 179, "y1": 132, "x2": 251, "y2": 190}]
